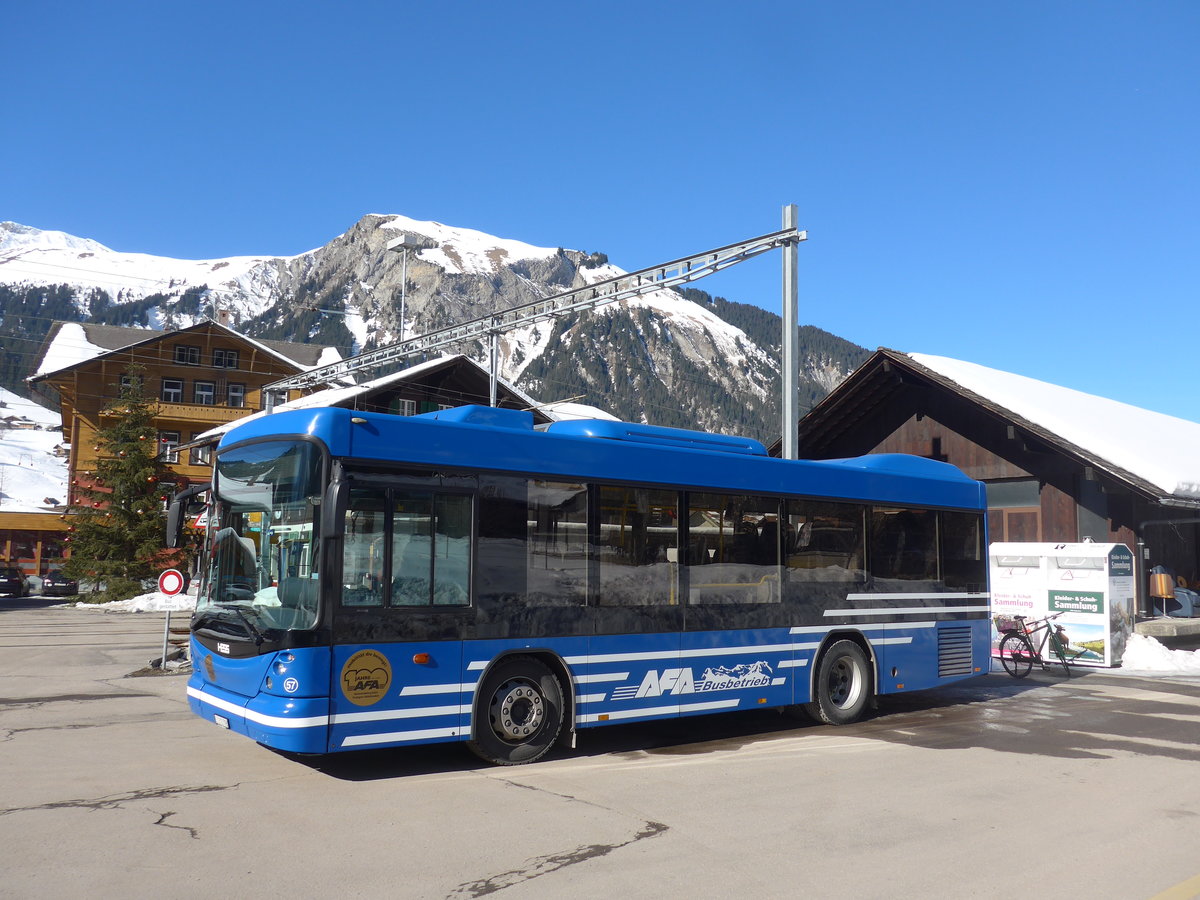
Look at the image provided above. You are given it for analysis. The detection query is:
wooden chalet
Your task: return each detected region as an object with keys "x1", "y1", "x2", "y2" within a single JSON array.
[{"x1": 29, "y1": 320, "x2": 339, "y2": 504}]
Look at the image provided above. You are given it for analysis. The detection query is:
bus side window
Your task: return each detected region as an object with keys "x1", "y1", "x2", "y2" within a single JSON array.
[
  {"x1": 784, "y1": 500, "x2": 866, "y2": 583},
  {"x1": 687, "y1": 492, "x2": 781, "y2": 604},
  {"x1": 940, "y1": 511, "x2": 986, "y2": 591},
  {"x1": 432, "y1": 494, "x2": 472, "y2": 606},
  {"x1": 870, "y1": 507, "x2": 937, "y2": 583},
  {"x1": 596, "y1": 485, "x2": 679, "y2": 606},
  {"x1": 342, "y1": 489, "x2": 387, "y2": 607},
  {"x1": 527, "y1": 480, "x2": 588, "y2": 605},
  {"x1": 392, "y1": 490, "x2": 473, "y2": 607}
]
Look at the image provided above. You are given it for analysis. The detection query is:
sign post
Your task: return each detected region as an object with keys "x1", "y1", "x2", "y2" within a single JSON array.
[{"x1": 157, "y1": 569, "x2": 186, "y2": 670}]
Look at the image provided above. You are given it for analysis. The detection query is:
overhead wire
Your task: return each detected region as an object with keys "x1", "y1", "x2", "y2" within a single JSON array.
[{"x1": 2, "y1": 256, "x2": 817, "y2": 433}]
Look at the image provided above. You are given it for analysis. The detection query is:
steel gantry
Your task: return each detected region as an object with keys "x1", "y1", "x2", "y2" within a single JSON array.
[{"x1": 263, "y1": 224, "x2": 806, "y2": 406}]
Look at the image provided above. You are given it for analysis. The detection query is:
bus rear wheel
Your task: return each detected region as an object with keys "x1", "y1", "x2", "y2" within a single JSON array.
[
  {"x1": 468, "y1": 656, "x2": 564, "y2": 766},
  {"x1": 805, "y1": 639, "x2": 872, "y2": 725}
]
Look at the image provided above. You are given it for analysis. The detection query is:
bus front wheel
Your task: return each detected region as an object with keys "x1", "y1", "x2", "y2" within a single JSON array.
[
  {"x1": 468, "y1": 656, "x2": 564, "y2": 766},
  {"x1": 805, "y1": 640, "x2": 872, "y2": 725}
]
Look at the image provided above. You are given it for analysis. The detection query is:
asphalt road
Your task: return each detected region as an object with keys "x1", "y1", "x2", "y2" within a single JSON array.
[{"x1": 2, "y1": 605, "x2": 1200, "y2": 900}]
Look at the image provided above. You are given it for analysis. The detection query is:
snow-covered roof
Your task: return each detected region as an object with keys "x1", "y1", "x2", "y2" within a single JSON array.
[
  {"x1": 906, "y1": 352, "x2": 1200, "y2": 502},
  {"x1": 30, "y1": 320, "x2": 340, "y2": 382},
  {"x1": 537, "y1": 401, "x2": 619, "y2": 422},
  {"x1": 187, "y1": 354, "x2": 543, "y2": 445}
]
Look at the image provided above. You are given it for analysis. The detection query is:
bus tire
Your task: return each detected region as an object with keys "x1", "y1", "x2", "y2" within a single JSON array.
[
  {"x1": 805, "y1": 639, "x2": 872, "y2": 725},
  {"x1": 468, "y1": 656, "x2": 564, "y2": 766}
]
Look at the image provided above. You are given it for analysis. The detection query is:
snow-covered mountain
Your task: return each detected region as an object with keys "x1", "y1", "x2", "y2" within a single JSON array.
[{"x1": 0, "y1": 218, "x2": 867, "y2": 440}]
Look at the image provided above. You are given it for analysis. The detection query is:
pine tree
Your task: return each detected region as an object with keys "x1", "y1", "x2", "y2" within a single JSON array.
[{"x1": 64, "y1": 369, "x2": 183, "y2": 601}]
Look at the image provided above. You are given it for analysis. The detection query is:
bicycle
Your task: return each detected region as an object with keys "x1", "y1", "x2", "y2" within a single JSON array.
[{"x1": 998, "y1": 612, "x2": 1087, "y2": 678}]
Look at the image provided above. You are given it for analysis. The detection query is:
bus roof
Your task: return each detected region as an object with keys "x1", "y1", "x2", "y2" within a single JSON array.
[{"x1": 218, "y1": 405, "x2": 986, "y2": 510}]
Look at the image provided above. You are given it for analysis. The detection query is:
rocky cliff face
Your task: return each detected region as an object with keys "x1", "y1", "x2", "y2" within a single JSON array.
[{"x1": 0, "y1": 216, "x2": 868, "y2": 442}]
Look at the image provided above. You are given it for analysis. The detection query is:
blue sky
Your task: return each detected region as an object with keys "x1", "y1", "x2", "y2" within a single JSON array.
[{"x1": 6, "y1": 2, "x2": 1198, "y2": 420}]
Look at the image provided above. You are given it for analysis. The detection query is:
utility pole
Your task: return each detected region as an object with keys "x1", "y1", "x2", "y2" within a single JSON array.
[
  {"x1": 386, "y1": 234, "x2": 425, "y2": 340},
  {"x1": 781, "y1": 204, "x2": 800, "y2": 460}
]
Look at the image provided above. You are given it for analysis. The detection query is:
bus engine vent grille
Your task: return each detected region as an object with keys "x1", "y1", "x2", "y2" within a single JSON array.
[{"x1": 937, "y1": 627, "x2": 973, "y2": 677}]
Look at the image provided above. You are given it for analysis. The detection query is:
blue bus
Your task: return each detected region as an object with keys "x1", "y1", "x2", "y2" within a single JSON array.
[{"x1": 181, "y1": 404, "x2": 989, "y2": 765}]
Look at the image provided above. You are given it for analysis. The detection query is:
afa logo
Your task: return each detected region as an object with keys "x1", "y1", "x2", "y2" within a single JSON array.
[
  {"x1": 611, "y1": 661, "x2": 775, "y2": 700},
  {"x1": 340, "y1": 649, "x2": 392, "y2": 706}
]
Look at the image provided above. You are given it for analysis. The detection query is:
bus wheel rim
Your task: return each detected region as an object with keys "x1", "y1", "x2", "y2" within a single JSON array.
[
  {"x1": 829, "y1": 659, "x2": 861, "y2": 708},
  {"x1": 491, "y1": 678, "x2": 545, "y2": 742}
]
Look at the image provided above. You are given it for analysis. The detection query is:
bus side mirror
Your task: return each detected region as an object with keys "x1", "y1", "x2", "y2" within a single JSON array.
[
  {"x1": 165, "y1": 482, "x2": 210, "y2": 549},
  {"x1": 166, "y1": 498, "x2": 184, "y2": 549}
]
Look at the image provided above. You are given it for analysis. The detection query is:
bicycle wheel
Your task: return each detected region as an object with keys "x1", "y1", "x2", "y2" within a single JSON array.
[{"x1": 1000, "y1": 632, "x2": 1035, "y2": 678}]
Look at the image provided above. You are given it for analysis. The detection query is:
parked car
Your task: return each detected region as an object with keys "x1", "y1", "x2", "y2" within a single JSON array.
[
  {"x1": 41, "y1": 570, "x2": 79, "y2": 597},
  {"x1": 0, "y1": 567, "x2": 30, "y2": 598}
]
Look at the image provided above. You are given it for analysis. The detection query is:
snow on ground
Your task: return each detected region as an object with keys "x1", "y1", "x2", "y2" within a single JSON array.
[
  {"x1": 0, "y1": 386, "x2": 61, "y2": 427},
  {"x1": 64, "y1": 590, "x2": 197, "y2": 613},
  {"x1": 0, "y1": 391, "x2": 68, "y2": 512},
  {"x1": 1119, "y1": 633, "x2": 1200, "y2": 674}
]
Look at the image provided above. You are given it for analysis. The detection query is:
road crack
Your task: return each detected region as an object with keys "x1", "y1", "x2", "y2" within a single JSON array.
[
  {"x1": 450, "y1": 819, "x2": 668, "y2": 897},
  {"x1": 0, "y1": 784, "x2": 232, "y2": 817},
  {"x1": 153, "y1": 810, "x2": 200, "y2": 839}
]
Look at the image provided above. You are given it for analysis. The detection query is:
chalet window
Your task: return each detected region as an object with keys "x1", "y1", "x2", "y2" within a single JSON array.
[
  {"x1": 119, "y1": 373, "x2": 143, "y2": 395},
  {"x1": 213, "y1": 348, "x2": 239, "y2": 368},
  {"x1": 174, "y1": 345, "x2": 200, "y2": 366},
  {"x1": 985, "y1": 479, "x2": 1042, "y2": 543},
  {"x1": 158, "y1": 432, "x2": 181, "y2": 464},
  {"x1": 193, "y1": 381, "x2": 216, "y2": 405},
  {"x1": 393, "y1": 398, "x2": 417, "y2": 417},
  {"x1": 227, "y1": 383, "x2": 246, "y2": 408},
  {"x1": 161, "y1": 378, "x2": 184, "y2": 403}
]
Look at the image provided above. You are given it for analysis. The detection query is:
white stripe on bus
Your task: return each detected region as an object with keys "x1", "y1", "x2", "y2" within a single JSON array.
[
  {"x1": 846, "y1": 593, "x2": 989, "y2": 601},
  {"x1": 576, "y1": 698, "x2": 740, "y2": 724},
  {"x1": 187, "y1": 686, "x2": 328, "y2": 729},
  {"x1": 331, "y1": 704, "x2": 464, "y2": 725},
  {"x1": 398, "y1": 683, "x2": 478, "y2": 696},
  {"x1": 572, "y1": 672, "x2": 630, "y2": 684},
  {"x1": 562, "y1": 643, "x2": 797, "y2": 666},
  {"x1": 825, "y1": 606, "x2": 986, "y2": 616},
  {"x1": 341, "y1": 726, "x2": 461, "y2": 748}
]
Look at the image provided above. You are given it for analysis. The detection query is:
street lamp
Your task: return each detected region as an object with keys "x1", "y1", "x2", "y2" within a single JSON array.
[{"x1": 386, "y1": 234, "x2": 425, "y2": 340}]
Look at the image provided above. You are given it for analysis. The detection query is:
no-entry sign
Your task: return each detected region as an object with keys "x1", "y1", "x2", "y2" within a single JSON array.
[{"x1": 158, "y1": 569, "x2": 186, "y2": 596}]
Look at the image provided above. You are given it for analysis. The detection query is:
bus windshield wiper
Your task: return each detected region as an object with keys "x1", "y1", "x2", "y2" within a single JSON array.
[{"x1": 226, "y1": 605, "x2": 265, "y2": 647}]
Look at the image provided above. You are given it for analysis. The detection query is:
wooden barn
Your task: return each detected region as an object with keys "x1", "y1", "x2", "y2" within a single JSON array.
[{"x1": 787, "y1": 349, "x2": 1200, "y2": 618}]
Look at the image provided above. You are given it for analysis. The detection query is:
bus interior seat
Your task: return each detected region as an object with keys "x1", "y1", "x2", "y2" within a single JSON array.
[{"x1": 277, "y1": 577, "x2": 317, "y2": 613}]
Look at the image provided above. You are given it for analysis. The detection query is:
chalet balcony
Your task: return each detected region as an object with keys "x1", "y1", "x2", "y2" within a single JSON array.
[{"x1": 100, "y1": 401, "x2": 254, "y2": 424}]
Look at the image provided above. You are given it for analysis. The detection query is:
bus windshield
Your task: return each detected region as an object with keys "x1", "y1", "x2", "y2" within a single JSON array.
[{"x1": 198, "y1": 440, "x2": 323, "y2": 635}]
